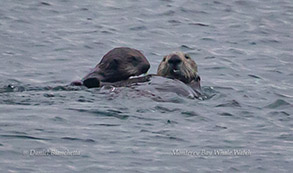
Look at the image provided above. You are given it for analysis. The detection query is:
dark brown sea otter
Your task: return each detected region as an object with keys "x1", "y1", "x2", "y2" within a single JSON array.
[{"x1": 72, "y1": 47, "x2": 150, "y2": 88}]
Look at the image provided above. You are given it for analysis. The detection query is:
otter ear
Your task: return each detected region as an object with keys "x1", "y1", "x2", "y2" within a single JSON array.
[
  {"x1": 194, "y1": 75, "x2": 200, "y2": 82},
  {"x1": 129, "y1": 56, "x2": 138, "y2": 61},
  {"x1": 184, "y1": 54, "x2": 191, "y2": 59},
  {"x1": 162, "y1": 56, "x2": 167, "y2": 62},
  {"x1": 129, "y1": 56, "x2": 139, "y2": 66}
]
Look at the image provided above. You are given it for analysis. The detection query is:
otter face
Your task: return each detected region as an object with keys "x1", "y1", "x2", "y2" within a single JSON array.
[
  {"x1": 82, "y1": 47, "x2": 150, "y2": 87},
  {"x1": 99, "y1": 47, "x2": 150, "y2": 82},
  {"x1": 157, "y1": 52, "x2": 199, "y2": 84}
]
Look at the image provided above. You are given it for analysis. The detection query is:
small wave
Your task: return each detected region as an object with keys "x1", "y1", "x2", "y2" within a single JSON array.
[
  {"x1": 188, "y1": 22, "x2": 210, "y2": 27},
  {"x1": 219, "y1": 112, "x2": 234, "y2": 117},
  {"x1": 129, "y1": 26, "x2": 147, "y2": 31},
  {"x1": 155, "y1": 105, "x2": 180, "y2": 113},
  {"x1": 168, "y1": 19, "x2": 181, "y2": 25},
  {"x1": 277, "y1": 133, "x2": 293, "y2": 141},
  {"x1": 214, "y1": 125, "x2": 228, "y2": 130},
  {"x1": 216, "y1": 100, "x2": 241, "y2": 107},
  {"x1": 201, "y1": 37, "x2": 215, "y2": 41},
  {"x1": 159, "y1": 10, "x2": 175, "y2": 16},
  {"x1": 61, "y1": 137, "x2": 95, "y2": 143},
  {"x1": 50, "y1": 116, "x2": 66, "y2": 122},
  {"x1": 180, "y1": 45, "x2": 195, "y2": 51},
  {"x1": 248, "y1": 74, "x2": 262, "y2": 79},
  {"x1": 68, "y1": 108, "x2": 129, "y2": 120},
  {"x1": 181, "y1": 111, "x2": 200, "y2": 117},
  {"x1": 101, "y1": 30, "x2": 114, "y2": 34},
  {"x1": 154, "y1": 135, "x2": 185, "y2": 142},
  {"x1": 265, "y1": 99, "x2": 291, "y2": 109},
  {"x1": 40, "y1": 2, "x2": 51, "y2": 6},
  {"x1": 88, "y1": 123, "x2": 120, "y2": 127},
  {"x1": 181, "y1": 111, "x2": 211, "y2": 122},
  {"x1": 0, "y1": 134, "x2": 49, "y2": 140},
  {"x1": 0, "y1": 83, "x2": 83, "y2": 94}
]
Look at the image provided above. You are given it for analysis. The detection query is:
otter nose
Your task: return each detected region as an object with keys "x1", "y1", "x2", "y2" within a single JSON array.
[{"x1": 168, "y1": 55, "x2": 181, "y2": 65}]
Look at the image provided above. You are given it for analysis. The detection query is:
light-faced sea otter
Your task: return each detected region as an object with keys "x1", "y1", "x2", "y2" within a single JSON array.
[{"x1": 157, "y1": 51, "x2": 201, "y2": 90}]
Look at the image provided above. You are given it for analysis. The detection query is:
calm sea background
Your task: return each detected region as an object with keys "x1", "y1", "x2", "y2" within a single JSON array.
[{"x1": 0, "y1": 0, "x2": 292, "y2": 172}]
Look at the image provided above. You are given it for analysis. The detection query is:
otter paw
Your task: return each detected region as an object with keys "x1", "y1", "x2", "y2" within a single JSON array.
[{"x1": 83, "y1": 78, "x2": 100, "y2": 88}]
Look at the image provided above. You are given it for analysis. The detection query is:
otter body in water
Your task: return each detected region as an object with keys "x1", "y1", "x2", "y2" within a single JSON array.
[{"x1": 98, "y1": 51, "x2": 202, "y2": 99}]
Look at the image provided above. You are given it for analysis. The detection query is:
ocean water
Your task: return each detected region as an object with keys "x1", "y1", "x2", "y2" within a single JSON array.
[{"x1": 0, "y1": 0, "x2": 292, "y2": 172}]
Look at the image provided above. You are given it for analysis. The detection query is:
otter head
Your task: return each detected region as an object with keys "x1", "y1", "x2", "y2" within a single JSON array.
[
  {"x1": 82, "y1": 47, "x2": 150, "y2": 88},
  {"x1": 157, "y1": 52, "x2": 200, "y2": 84}
]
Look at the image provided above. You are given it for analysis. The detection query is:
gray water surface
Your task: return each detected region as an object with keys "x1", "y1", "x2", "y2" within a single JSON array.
[{"x1": 0, "y1": 0, "x2": 293, "y2": 172}]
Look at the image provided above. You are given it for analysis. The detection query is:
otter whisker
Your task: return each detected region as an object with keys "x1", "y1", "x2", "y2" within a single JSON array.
[{"x1": 173, "y1": 69, "x2": 180, "y2": 74}]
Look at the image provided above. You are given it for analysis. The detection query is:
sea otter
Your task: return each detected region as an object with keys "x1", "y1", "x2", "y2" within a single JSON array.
[
  {"x1": 155, "y1": 51, "x2": 202, "y2": 98},
  {"x1": 157, "y1": 51, "x2": 201, "y2": 89},
  {"x1": 71, "y1": 47, "x2": 150, "y2": 88}
]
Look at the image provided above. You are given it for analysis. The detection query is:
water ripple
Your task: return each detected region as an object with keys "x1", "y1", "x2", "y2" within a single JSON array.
[
  {"x1": 216, "y1": 100, "x2": 241, "y2": 107},
  {"x1": 61, "y1": 137, "x2": 95, "y2": 143},
  {"x1": 0, "y1": 135, "x2": 49, "y2": 140},
  {"x1": 68, "y1": 108, "x2": 129, "y2": 120}
]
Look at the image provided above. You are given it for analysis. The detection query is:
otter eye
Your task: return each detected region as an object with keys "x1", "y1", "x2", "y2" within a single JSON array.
[
  {"x1": 129, "y1": 56, "x2": 139, "y2": 66},
  {"x1": 184, "y1": 54, "x2": 190, "y2": 59},
  {"x1": 109, "y1": 59, "x2": 119, "y2": 69},
  {"x1": 130, "y1": 56, "x2": 137, "y2": 61}
]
